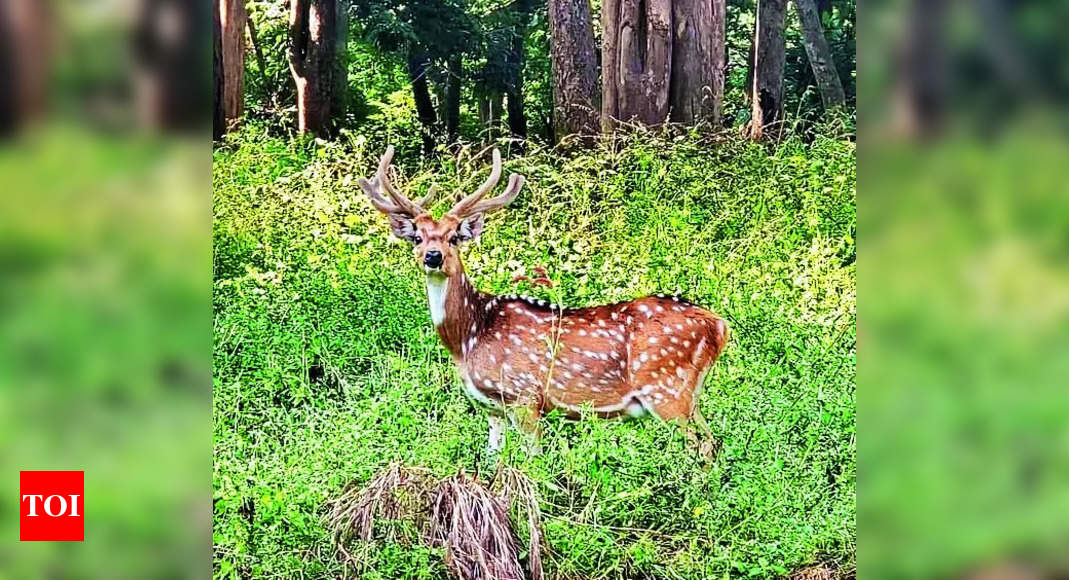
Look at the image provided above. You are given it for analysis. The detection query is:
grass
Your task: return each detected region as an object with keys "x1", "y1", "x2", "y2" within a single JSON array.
[{"x1": 212, "y1": 125, "x2": 856, "y2": 579}]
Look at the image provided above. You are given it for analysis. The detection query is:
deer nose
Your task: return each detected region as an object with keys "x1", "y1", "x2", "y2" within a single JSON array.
[{"x1": 424, "y1": 250, "x2": 443, "y2": 268}]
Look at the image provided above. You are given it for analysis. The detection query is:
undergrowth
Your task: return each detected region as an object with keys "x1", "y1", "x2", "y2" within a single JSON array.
[{"x1": 212, "y1": 125, "x2": 856, "y2": 579}]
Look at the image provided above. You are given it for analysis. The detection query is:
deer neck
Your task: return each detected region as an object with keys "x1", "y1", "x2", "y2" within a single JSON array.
[{"x1": 426, "y1": 265, "x2": 488, "y2": 362}]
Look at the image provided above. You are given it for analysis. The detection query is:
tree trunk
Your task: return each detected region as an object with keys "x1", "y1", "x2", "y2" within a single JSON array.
[
  {"x1": 289, "y1": 0, "x2": 347, "y2": 136},
  {"x1": 134, "y1": 0, "x2": 210, "y2": 131},
  {"x1": 331, "y1": 1, "x2": 348, "y2": 122},
  {"x1": 794, "y1": 0, "x2": 845, "y2": 112},
  {"x1": 549, "y1": 0, "x2": 599, "y2": 139},
  {"x1": 505, "y1": 78, "x2": 527, "y2": 141},
  {"x1": 602, "y1": 0, "x2": 671, "y2": 128},
  {"x1": 601, "y1": 0, "x2": 619, "y2": 133},
  {"x1": 213, "y1": 0, "x2": 225, "y2": 140},
  {"x1": 0, "y1": 1, "x2": 21, "y2": 135},
  {"x1": 744, "y1": 0, "x2": 786, "y2": 140},
  {"x1": 444, "y1": 54, "x2": 462, "y2": 145},
  {"x1": 219, "y1": 0, "x2": 246, "y2": 124},
  {"x1": 1, "y1": 0, "x2": 52, "y2": 134},
  {"x1": 668, "y1": 0, "x2": 725, "y2": 125},
  {"x1": 890, "y1": 0, "x2": 946, "y2": 137},
  {"x1": 479, "y1": 90, "x2": 504, "y2": 137},
  {"x1": 505, "y1": 0, "x2": 534, "y2": 141},
  {"x1": 408, "y1": 51, "x2": 438, "y2": 154}
]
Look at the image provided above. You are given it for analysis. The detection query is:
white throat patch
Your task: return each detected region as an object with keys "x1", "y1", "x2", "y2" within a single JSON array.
[{"x1": 427, "y1": 275, "x2": 449, "y2": 326}]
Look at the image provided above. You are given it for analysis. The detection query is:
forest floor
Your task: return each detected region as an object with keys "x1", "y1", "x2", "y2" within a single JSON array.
[{"x1": 212, "y1": 127, "x2": 856, "y2": 579}]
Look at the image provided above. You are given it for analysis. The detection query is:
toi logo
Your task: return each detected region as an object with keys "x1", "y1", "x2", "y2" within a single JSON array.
[{"x1": 20, "y1": 471, "x2": 84, "y2": 541}]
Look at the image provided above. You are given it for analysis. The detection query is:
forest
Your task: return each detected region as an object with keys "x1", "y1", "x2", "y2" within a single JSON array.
[
  {"x1": 213, "y1": 0, "x2": 856, "y2": 578},
  {"x1": 213, "y1": 0, "x2": 855, "y2": 148}
]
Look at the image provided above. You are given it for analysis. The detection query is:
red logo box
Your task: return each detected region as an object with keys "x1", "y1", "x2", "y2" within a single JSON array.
[{"x1": 20, "y1": 471, "x2": 84, "y2": 541}]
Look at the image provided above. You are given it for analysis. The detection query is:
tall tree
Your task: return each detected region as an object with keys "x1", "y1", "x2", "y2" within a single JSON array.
[
  {"x1": 549, "y1": 0, "x2": 599, "y2": 139},
  {"x1": 408, "y1": 50, "x2": 438, "y2": 154},
  {"x1": 288, "y1": 0, "x2": 348, "y2": 136},
  {"x1": 744, "y1": 0, "x2": 787, "y2": 140},
  {"x1": 504, "y1": 0, "x2": 535, "y2": 141},
  {"x1": 134, "y1": 0, "x2": 211, "y2": 131},
  {"x1": 0, "y1": 0, "x2": 22, "y2": 136},
  {"x1": 444, "y1": 54, "x2": 463, "y2": 145},
  {"x1": 1, "y1": 0, "x2": 52, "y2": 134},
  {"x1": 603, "y1": 0, "x2": 725, "y2": 129},
  {"x1": 213, "y1": 0, "x2": 225, "y2": 140},
  {"x1": 477, "y1": 32, "x2": 508, "y2": 139},
  {"x1": 477, "y1": 76, "x2": 505, "y2": 138},
  {"x1": 669, "y1": 0, "x2": 726, "y2": 125},
  {"x1": 794, "y1": 0, "x2": 845, "y2": 111},
  {"x1": 890, "y1": 0, "x2": 946, "y2": 137},
  {"x1": 219, "y1": 0, "x2": 246, "y2": 124}
]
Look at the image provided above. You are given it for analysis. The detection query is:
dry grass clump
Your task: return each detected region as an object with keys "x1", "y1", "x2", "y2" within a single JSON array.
[
  {"x1": 428, "y1": 471, "x2": 525, "y2": 580},
  {"x1": 327, "y1": 463, "x2": 434, "y2": 550},
  {"x1": 492, "y1": 466, "x2": 544, "y2": 580},
  {"x1": 791, "y1": 563, "x2": 851, "y2": 580},
  {"x1": 327, "y1": 463, "x2": 544, "y2": 580}
]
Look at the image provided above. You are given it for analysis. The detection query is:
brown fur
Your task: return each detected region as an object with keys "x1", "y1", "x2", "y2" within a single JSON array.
[{"x1": 421, "y1": 246, "x2": 728, "y2": 435}]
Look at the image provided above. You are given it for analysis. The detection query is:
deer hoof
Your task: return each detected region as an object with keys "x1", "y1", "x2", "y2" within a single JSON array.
[{"x1": 698, "y1": 438, "x2": 720, "y2": 465}]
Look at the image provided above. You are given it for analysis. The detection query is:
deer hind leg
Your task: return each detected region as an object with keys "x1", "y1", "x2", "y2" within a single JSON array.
[
  {"x1": 640, "y1": 366, "x2": 720, "y2": 463},
  {"x1": 688, "y1": 404, "x2": 720, "y2": 463},
  {"x1": 687, "y1": 356, "x2": 721, "y2": 462}
]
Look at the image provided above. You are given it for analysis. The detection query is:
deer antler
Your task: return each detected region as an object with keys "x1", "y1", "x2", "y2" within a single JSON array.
[
  {"x1": 447, "y1": 148, "x2": 525, "y2": 218},
  {"x1": 358, "y1": 146, "x2": 433, "y2": 216}
]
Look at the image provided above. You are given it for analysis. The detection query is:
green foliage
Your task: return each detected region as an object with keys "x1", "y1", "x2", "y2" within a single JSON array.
[{"x1": 212, "y1": 125, "x2": 855, "y2": 578}]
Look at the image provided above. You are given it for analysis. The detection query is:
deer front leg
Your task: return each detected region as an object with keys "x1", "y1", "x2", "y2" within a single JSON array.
[
  {"x1": 487, "y1": 414, "x2": 506, "y2": 455},
  {"x1": 508, "y1": 403, "x2": 543, "y2": 456}
]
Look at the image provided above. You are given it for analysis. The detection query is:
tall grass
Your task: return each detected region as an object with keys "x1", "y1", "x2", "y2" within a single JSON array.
[{"x1": 212, "y1": 125, "x2": 855, "y2": 578}]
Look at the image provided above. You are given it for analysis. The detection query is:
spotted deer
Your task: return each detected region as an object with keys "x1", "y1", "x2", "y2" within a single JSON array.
[{"x1": 359, "y1": 146, "x2": 729, "y2": 457}]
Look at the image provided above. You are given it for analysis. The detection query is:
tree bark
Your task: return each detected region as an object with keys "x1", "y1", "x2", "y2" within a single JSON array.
[
  {"x1": 289, "y1": 0, "x2": 347, "y2": 136},
  {"x1": 744, "y1": 0, "x2": 786, "y2": 140},
  {"x1": 668, "y1": 0, "x2": 725, "y2": 125},
  {"x1": 549, "y1": 0, "x2": 599, "y2": 139},
  {"x1": 213, "y1": 0, "x2": 225, "y2": 140},
  {"x1": 794, "y1": 0, "x2": 845, "y2": 112},
  {"x1": 602, "y1": 0, "x2": 671, "y2": 128},
  {"x1": 408, "y1": 51, "x2": 438, "y2": 154},
  {"x1": 444, "y1": 54, "x2": 462, "y2": 145},
  {"x1": 219, "y1": 0, "x2": 246, "y2": 124}
]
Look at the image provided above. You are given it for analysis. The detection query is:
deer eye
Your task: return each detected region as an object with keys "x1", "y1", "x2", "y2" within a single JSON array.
[
  {"x1": 412, "y1": 235, "x2": 423, "y2": 245},
  {"x1": 448, "y1": 234, "x2": 459, "y2": 245}
]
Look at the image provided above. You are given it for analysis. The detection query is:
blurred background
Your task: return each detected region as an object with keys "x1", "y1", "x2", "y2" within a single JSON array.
[
  {"x1": 0, "y1": 0, "x2": 211, "y2": 577},
  {"x1": 0, "y1": 0, "x2": 1066, "y2": 578},
  {"x1": 860, "y1": 0, "x2": 1069, "y2": 577}
]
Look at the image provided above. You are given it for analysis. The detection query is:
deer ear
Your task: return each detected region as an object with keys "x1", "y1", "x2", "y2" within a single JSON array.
[
  {"x1": 388, "y1": 214, "x2": 418, "y2": 241},
  {"x1": 456, "y1": 213, "x2": 485, "y2": 242}
]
